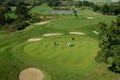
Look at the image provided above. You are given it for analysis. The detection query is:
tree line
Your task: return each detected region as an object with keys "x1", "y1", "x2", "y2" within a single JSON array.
[
  {"x1": 0, "y1": 1, "x2": 40, "y2": 31},
  {"x1": 47, "y1": 0, "x2": 94, "y2": 7},
  {"x1": 0, "y1": 0, "x2": 46, "y2": 6},
  {"x1": 96, "y1": 15, "x2": 120, "y2": 73},
  {"x1": 46, "y1": 0, "x2": 120, "y2": 16},
  {"x1": 93, "y1": 4, "x2": 120, "y2": 15},
  {"x1": 75, "y1": 1, "x2": 94, "y2": 8}
]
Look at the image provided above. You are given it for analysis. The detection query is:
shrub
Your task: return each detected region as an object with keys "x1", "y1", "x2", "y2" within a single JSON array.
[
  {"x1": 30, "y1": 17, "x2": 41, "y2": 23},
  {"x1": 14, "y1": 21, "x2": 29, "y2": 30},
  {"x1": 18, "y1": 21, "x2": 29, "y2": 30}
]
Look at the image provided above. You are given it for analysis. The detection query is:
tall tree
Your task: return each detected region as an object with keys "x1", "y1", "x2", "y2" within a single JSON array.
[
  {"x1": 0, "y1": 2, "x2": 10, "y2": 14},
  {"x1": 76, "y1": 1, "x2": 82, "y2": 8},
  {"x1": 102, "y1": 4, "x2": 110, "y2": 14},
  {"x1": 0, "y1": 13, "x2": 6, "y2": 25},
  {"x1": 114, "y1": 6, "x2": 120, "y2": 15},
  {"x1": 93, "y1": 5, "x2": 101, "y2": 12},
  {"x1": 96, "y1": 15, "x2": 120, "y2": 72},
  {"x1": 0, "y1": 2, "x2": 10, "y2": 26},
  {"x1": 47, "y1": 0, "x2": 61, "y2": 6},
  {"x1": 15, "y1": 2, "x2": 29, "y2": 21}
]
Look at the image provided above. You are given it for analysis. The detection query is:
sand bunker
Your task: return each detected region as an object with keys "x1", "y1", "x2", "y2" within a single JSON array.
[
  {"x1": 69, "y1": 32, "x2": 85, "y2": 35},
  {"x1": 28, "y1": 38, "x2": 42, "y2": 42},
  {"x1": 34, "y1": 21, "x2": 49, "y2": 25},
  {"x1": 93, "y1": 31, "x2": 98, "y2": 35},
  {"x1": 43, "y1": 33, "x2": 62, "y2": 37},
  {"x1": 19, "y1": 68, "x2": 44, "y2": 80},
  {"x1": 86, "y1": 17, "x2": 94, "y2": 19}
]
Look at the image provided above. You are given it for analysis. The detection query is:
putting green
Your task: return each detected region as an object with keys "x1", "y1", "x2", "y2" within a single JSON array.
[{"x1": 24, "y1": 35, "x2": 98, "y2": 72}]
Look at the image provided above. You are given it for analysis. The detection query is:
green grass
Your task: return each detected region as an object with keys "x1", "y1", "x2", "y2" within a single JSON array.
[
  {"x1": 24, "y1": 35, "x2": 98, "y2": 72},
  {"x1": 0, "y1": 9, "x2": 120, "y2": 80},
  {"x1": 7, "y1": 7, "x2": 17, "y2": 19},
  {"x1": 29, "y1": 3, "x2": 52, "y2": 14},
  {"x1": 7, "y1": 13, "x2": 17, "y2": 19},
  {"x1": 11, "y1": 7, "x2": 16, "y2": 11}
]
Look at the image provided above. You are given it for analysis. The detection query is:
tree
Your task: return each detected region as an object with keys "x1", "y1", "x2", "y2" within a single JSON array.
[
  {"x1": 114, "y1": 6, "x2": 120, "y2": 15},
  {"x1": 76, "y1": 1, "x2": 82, "y2": 8},
  {"x1": 0, "y1": 2, "x2": 10, "y2": 14},
  {"x1": 0, "y1": 0, "x2": 4, "y2": 4},
  {"x1": 95, "y1": 22, "x2": 109, "y2": 63},
  {"x1": 116, "y1": 15, "x2": 120, "y2": 26},
  {"x1": 0, "y1": 13, "x2": 6, "y2": 25},
  {"x1": 75, "y1": 1, "x2": 94, "y2": 8},
  {"x1": 93, "y1": 5, "x2": 101, "y2": 12},
  {"x1": 15, "y1": 2, "x2": 29, "y2": 21},
  {"x1": 47, "y1": 0, "x2": 61, "y2": 6},
  {"x1": 0, "y1": 2, "x2": 10, "y2": 26},
  {"x1": 102, "y1": 4, "x2": 110, "y2": 14},
  {"x1": 96, "y1": 15, "x2": 120, "y2": 73}
]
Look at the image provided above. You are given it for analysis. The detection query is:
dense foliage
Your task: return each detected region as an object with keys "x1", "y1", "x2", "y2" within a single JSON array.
[
  {"x1": 0, "y1": 2, "x2": 11, "y2": 29},
  {"x1": 15, "y1": 2, "x2": 29, "y2": 21},
  {"x1": 0, "y1": 2, "x2": 31, "y2": 31},
  {"x1": 76, "y1": 1, "x2": 94, "y2": 8},
  {"x1": 3, "y1": 0, "x2": 46, "y2": 6},
  {"x1": 93, "y1": 4, "x2": 120, "y2": 15},
  {"x1": 47, "y1": 0, "x2": 61, "y2": 6},
  {"x1": 96, "y1": 15, "x2": 120, "y2": 73}
]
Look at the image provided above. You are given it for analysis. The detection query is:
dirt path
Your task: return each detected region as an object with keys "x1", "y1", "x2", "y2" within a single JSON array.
[
  {"x1": 19, "y1": 68, "x2": 44, "y2": 80},
  {"x1": 43, "y1": 33, "x2": 63, "y2": 37},
  {"x1": 69, "y1": 32, "x2": 85, "y2": 35}
]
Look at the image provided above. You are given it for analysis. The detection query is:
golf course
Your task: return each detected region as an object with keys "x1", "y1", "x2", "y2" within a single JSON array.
[{"x1": 0, "y1": 2, "x2": 120, "y2": 80}]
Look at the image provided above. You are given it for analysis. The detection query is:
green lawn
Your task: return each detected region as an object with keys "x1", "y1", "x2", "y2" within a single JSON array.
[
  {"x1": 24, "y1": 35, "x2": 98, "y2": 72},
  {"x1": 0, "y1": 8, "x2": 120, "y2": 80},
  {"x1": 29, "y1": 3, "x2": 52, "y2": 14}
]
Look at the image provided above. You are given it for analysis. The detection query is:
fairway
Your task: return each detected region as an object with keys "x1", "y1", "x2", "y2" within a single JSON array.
[{"x1": 10, "y1": 34, "x2": 98, "y2": 80}]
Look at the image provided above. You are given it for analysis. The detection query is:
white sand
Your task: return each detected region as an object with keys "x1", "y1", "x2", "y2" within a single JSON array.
[
  {"x1": 93, "y1": 31, "x2": 98, "y2": 35},
  {"x1": 34, "y1": 21, "x2": 49, "y2": 25},
  {"x1": 19, "y1": 68, "x2": 44, "y2": 80},
  {"x1": 43, "y1": 33, "x2": 62, "y2": 37},
  {"x1": 86, "y1": 17, "x2": 94, "y2": 19},
  {"x1": 69, "y1": 32, "x2": 85, "y2": 35},
  {"x1": 28, "y1": 38, "x2": 42, "y2": 42}
]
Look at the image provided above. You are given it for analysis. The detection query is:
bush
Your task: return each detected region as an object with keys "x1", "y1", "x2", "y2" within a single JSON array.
[
  {"x1": 0, "y1": 24, "x2": 3, "y2": 30},
  {"x1": 47, "y1": 0, "x2": 61, "y2": 7},
  {"x1": 53, "y1": 7, "x2": 70, "y2": 10},
  {"x1": 6, "y1": 15, "x2": 14, "y2": 23},
  {"x1": 30, "y1": 13, "x2": 41, "y2": 23},
  {"x1": 14, "y1": 21, "x2": 29, "y2": 30},
  {"x1": 18, "y1": 21, "x2": 29, "y2": 30},
  {"x1": 0, "y1": 13, "x2": 6, "y2": 25},
  {"x1": 30, "y1": 17, "x2": 41, "y2": 23}
]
